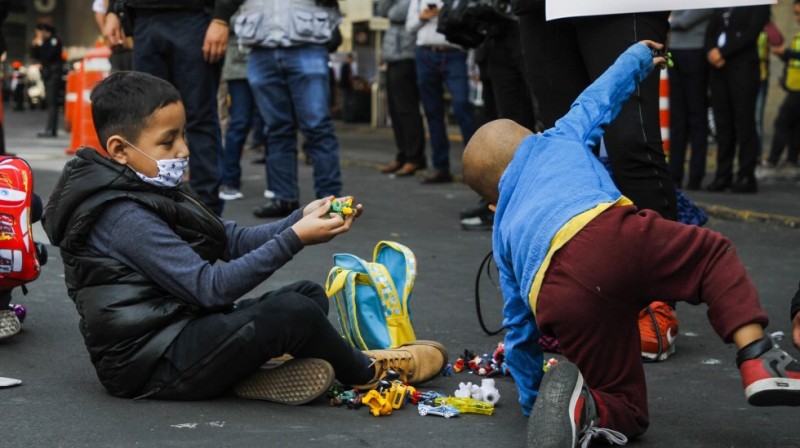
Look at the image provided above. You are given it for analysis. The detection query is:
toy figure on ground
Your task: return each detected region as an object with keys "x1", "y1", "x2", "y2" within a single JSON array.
[
  {"x1": 41, "y1": 71, "x2": 448, "y2": 405},
  {"x1": 462, "y1": 41, "x2": 800, "y2": 448}
]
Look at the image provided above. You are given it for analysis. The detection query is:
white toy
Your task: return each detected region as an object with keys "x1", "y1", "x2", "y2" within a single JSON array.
[
  {"x1": 453, "y1": 379, "x2": 500, "y2": 405},
  {"x1": 480, "y1": 378, "x2": 500, "y2": 405}
]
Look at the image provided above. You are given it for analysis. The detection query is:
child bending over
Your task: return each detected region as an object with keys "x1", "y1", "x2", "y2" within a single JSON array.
[{"x1": 462, "y1": 41, "x2": 800, "y2": 447}]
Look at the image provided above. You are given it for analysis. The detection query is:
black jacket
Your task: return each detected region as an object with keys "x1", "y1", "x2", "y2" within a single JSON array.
[
  {"x1": 42, "y1": 149, "x2": 227, "y2": 397},
  {"x1": 704, "y1": 6, "x2": 770, "y2": 66},
  {"x1": 110, "y1": 0, "x2": 241, "y2": 22}
]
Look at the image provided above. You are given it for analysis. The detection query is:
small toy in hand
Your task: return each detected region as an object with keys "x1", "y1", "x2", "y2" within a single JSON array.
[
  {"x1": 652, "y1": 48, "x2": 674, "y2": 69},
  {"x1": 330, "y1": 196, "x2": 355, "y2": 218}
]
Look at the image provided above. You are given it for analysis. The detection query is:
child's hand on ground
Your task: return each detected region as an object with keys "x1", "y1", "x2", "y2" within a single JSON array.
[
  {"x1": 792, "y1": 312, "x2": 800, "y2": 350},
  {"x1": 772, "y1": 45, "x2": 787, "y2": 57},
  {"x1": 293, "y1": 198, "x2": 363, "y2": 245}
]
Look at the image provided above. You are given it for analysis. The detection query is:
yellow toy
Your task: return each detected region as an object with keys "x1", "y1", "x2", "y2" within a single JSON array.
[
  {"x1": 434, "y1": 396, "x2": 494, "y2": 415},
  {"x1": 331, "y1": 196, "x2": 354, "y2": 217}
]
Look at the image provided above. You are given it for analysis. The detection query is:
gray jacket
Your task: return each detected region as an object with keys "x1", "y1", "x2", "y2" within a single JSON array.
[
  {"x1": 222, "y1": 12, "x2": 250, "y2": 81},
  {"x1": 669, "y1": 9, "x2": 715, "y2": 50},
  {"x1": 379, "y1": 0, "x2": 416, "y2": 62}
]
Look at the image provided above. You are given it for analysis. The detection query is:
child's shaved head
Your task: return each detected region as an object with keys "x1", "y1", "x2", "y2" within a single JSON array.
[{"x1": 463, "y1": 119, "x2": 532, "y2": 204}]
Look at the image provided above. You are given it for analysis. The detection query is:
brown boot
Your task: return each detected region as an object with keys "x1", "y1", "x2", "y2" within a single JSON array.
[
  {"x1": 379, "y1": 160, "x2": 403, "y2": 174},
  {"x1": 356, "y1": 340, "x2": 448, "y2": 389},
  {"x1": 394, "y1": 163, "x2": 421, "y2": 177}
]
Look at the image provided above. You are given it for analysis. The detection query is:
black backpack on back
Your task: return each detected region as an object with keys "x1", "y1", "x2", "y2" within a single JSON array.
[{"x1": 436, "y1": 0, "x2": 516, "y2": 48}]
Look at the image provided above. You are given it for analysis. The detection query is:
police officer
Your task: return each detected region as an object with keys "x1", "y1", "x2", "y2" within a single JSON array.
[{"x1": 31, "y1": 22, "x2": 63, "y2": 138}]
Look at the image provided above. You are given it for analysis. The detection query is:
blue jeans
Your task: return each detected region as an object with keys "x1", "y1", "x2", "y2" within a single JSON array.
[
  {"x1": 131, "y1": 9, "x2": 223, "y2": 215},
  {"x1": 220, "y1": 79, "x2": 255, "y2": 188},
  {"x1": 248, "y1": 45, "x2": 342, "y2": 201},
  {"x1": 415, "y1": 47, "x2": 476, "y2": 172}
]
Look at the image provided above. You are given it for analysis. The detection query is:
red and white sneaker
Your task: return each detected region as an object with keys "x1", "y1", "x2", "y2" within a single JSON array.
[
  {"x1": 528, "y1": 361, "x2": 627, "y2": 447},
  {"x1": 737, "y1": 333, "x2": 800, "y2": 406},
  {"x1": 638, "y1": 301, "x2": 679, "y2": 362}
]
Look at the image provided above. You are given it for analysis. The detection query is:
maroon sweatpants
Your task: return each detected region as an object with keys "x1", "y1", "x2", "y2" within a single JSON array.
[{"x1": 535, "y1": 205, "x2": 768, "y2": 438}]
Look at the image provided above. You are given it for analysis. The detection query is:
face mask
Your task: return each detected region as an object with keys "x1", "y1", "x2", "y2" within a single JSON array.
[{"x1": 124, "y1": 139, "x2": 189, "y2": 188}]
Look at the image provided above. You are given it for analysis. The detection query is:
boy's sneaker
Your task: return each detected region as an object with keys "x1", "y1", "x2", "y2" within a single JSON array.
[
  {"x1": 638, "y1": 301, "x2": 679, "y2": 362},
  {"x1": 0, "y1": 309, "x2": 21, "y2": 341},
  {"x1": 233, "y1": 358, "x2": 335, "y2": 405},
  {"x1": 528, "y1": 362, "x2": 627, "y2": 448},
  {"x1": 218, "y1": 185, "x2": 244, "y2": 201},
  {"x1": 357, "y1": 340, "x2": 448, "y2": 389},
  {"x1": 737, "y1": 333, "x2": 800, "y2": 406}
]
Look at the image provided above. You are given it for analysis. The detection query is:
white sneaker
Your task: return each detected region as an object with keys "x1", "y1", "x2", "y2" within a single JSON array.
[
  {"x1": 755, "y1": 165, "x2": 779, "y2": 180},
  {"x1": 264, "y1": 189, "x2": 276, "y2": 199},
  {"x1": 219, "y1": 185, "x2": 244, "y2": 201}
]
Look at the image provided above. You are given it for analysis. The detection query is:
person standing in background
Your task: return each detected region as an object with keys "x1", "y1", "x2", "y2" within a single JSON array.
[
  {"x1": 406, "y1": 0, "x2": 476, "y2": 184},
  {"x1": 705, "y1": 5, "x2": 770, "y2": 193},
  {"x1": 92, "y1": 0, "x2": 133, "y2": 72},
  {"x1": 339, "y1": 53, "x2": 355, "y2": 123},
  {"x1": 667, "y1": 9, "x2": 714, "y2": 191},
  {"x1": 103, "y1": 0, "x2": 237, "y2": 216},
  {"x1": 378, "y1": 0, "x2": 426, "y2": 177},
  {"x1": 30, "y1": 22, "x2": 63, "y2": 138}
]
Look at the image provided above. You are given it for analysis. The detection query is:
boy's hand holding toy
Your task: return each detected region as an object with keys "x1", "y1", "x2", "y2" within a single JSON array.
[{"x1": 293, "y1": 196, "x2": 363, "y2": 245}]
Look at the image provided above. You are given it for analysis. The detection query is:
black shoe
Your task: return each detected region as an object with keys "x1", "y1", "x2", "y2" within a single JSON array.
[
  {"x1": 36, "y1": 131, "x2": 56, "y2": 138},
  {"x1": 706, "y1": 178, "x2": 732, "y2": 192},
  {"x1": 460, "y1": 212, "x2": 493, "y2": 231},
  {"x1": 731, "y1": 176, "x2": 757, "y2": 193},
  {"x1": 460, "y1": 200, "x2": 491, "y2": 220},
  {"x1": 253, "y1": 199, "x2": 300, "y2": 218}
]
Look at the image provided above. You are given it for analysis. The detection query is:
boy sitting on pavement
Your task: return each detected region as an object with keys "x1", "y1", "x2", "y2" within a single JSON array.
[
  {"x1": 41, "y1": 71, "x2": 446, "y2": 403},
  {"x1": 462, "y1": 41, "x2": 800, "y2": 447}
]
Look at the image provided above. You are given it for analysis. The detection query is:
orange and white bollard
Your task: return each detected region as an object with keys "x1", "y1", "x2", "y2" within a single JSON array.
[{"x1": 659, "y1": 69, "x2": 670, "y2": 155}]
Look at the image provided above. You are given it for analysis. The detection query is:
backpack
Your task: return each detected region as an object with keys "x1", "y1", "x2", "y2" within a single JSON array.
[
  {"x1": 0, "y1": 157, "x2": 41, "y2": 291},
  {"x1": 325, "y1": 241, "x2": 417, "y2": 350},
  {"x1": 436, "y1": 0, "x2": 516, "y2": 48}
]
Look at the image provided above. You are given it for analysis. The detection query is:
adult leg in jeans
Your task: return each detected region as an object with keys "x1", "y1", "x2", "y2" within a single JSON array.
[
  {"x1": 416, "y1": 47, "x2": 450, "y2": 173},
  {"x1": 221, "y1": 79, "x2": 254, "y2": 189},
  {"x1": 144, "y1": 281, "x2": 374, "y2": 400},
  {"x1": 249, "y1": 47, "x2": 301, "y2": 202},
  {"x1": 442, "y1": 50, "x2": 476, "y2": 145},
  {"x1": 283, "y1": 46, "x2": 342, "y2": 199},
  {"x1": 133, "y1": 10, "x2": 224, "y2": 215}
]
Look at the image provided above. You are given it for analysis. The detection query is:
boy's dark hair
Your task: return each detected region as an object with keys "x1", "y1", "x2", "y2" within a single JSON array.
[{"x1": 91, "y1": 71, "x2": 182, "y2": 150}]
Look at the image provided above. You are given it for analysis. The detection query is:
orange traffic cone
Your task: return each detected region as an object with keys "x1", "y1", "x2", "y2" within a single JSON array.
[
  {"x1": 67, "y1": 47, "x2": 111, "y2": 156},
  {"x1": 63, "y1": 67, "x2": 80, "y2": 133}
]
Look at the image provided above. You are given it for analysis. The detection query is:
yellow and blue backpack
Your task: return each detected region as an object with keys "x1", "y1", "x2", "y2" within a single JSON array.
[{"x1": 325, "y1": 241, "x2": 417, "y2": 350}]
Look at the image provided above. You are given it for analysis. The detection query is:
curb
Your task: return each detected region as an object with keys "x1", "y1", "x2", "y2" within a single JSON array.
[{"x1": 694, "y1": 202, "x2": 800, "y2": 229}]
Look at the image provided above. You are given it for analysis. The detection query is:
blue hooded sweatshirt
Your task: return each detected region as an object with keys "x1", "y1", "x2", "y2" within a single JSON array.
[{"x1": 492, "y1": 43, "x2": 656, "y2": 415}]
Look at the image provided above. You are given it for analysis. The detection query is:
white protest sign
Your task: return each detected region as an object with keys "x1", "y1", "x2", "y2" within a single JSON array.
[{"x1": 546, "y1": 0, "x2": 776, "y2": 21}]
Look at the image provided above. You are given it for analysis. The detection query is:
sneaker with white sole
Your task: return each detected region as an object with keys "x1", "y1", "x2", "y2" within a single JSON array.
[
  {"x1": 233, "y1": 358, "x2": 335, "y2": 405},
  {"x1": 219, "y1": 185, "x2": 244, "y2": 201},
  {"x1": 0, "y1": 309, "x2": 21, "y2": 341},
  {"x1": 528, "y1": 362, "x2": 627, "y2": 448},
  {"x1": 638, "y1": 301, "x2": 678, "y2": 362},
  {"x1": 737, "y1": 333, "x2": 800, "y2": 406},
  {"x1": 264, "y1": 189, "x2": 276, "y2": 199}
]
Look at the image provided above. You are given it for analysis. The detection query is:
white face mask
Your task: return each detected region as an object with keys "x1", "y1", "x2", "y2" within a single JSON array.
[{"x1": 124, "y1": 139, "x2": 189, "y2": 188}]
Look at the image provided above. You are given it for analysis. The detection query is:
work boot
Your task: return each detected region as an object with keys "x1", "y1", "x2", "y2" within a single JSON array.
[{"x1": 357, "y1": 340, "x2": 448, "y2": 389}]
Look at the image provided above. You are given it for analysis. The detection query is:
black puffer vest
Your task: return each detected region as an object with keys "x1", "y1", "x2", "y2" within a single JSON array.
[{"x1": 42, "y1": 149, "x2": 227, "y2": 397}]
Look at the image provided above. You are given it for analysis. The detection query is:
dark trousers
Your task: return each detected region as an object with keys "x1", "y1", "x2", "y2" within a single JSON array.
[
  {"x1": 386, "y1": 59, "x2": 426, "y2": 166},
  {"x1": 709, "y1": 59, "x2": 761, "y2": 183},
  {"x1": 43, "y1": 72, "x2": 60, "y2": 134},
  {"x1": 667, "y1": 49, "x2": 709, "y2": 188},
  {"x1": 486, "y1": 26, "x2": 535, "y2": 130},
  {"x1": 144, "y1": 281, "x2": 373, "y2": 400},
  {"x1": 518, "y1": 10, "x2": 676, "y2": 220},
  {"x1": 767, "y1": 90, "x2": 800, "y2": 166},
  {"x1": 536, "y1": 205, "x2": 768, "y2": 438},
  {"x1": 131, "y1": 9, "x2": 224, "y2": 215}
]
